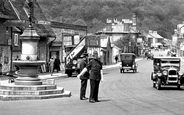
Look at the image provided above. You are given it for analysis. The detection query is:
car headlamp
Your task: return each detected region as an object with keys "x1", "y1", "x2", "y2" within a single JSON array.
[
  {"x1": 162, "y1": 70, "x2": 168, "y2": 75},
  {"x1": 73, "y1": 60, "x2": 77, "y2": 64},
  {"x1": 178, "y1": 71, "x2": 183, "y2": 76},
  {"x1": 72, "y1": 66, "x2": 76, "y2": 69},
  {"x1": 157, "y1": 72, "x2": 162, "y2": 76}
]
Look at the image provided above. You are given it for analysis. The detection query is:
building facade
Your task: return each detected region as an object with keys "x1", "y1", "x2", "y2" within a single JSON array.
[
  {"x1": 96, "y1": 14, "x2": 140, "y2": 64},
  {"x1": 0, "y1": 0, "x2": 55, "y2": 74},
  {"x1": 50, "y1": 21, "x2": 87, "y2": 63},
  {"x1": 146, "y1": 30, "x2": 164, "y2": 48}
]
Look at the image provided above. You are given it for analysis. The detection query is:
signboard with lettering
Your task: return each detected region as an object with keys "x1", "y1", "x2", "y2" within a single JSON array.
[{"x1": 86, "y1": 36, "x2": 100, "y2": 47}]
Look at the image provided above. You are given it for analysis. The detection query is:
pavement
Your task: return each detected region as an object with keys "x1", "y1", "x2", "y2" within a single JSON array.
[
  {"x1": 36, "y1": 57, "x2": 143, "y2": 80},
  {"x1": 0, "y1": 57, "x2": 143, "y2": 82}
]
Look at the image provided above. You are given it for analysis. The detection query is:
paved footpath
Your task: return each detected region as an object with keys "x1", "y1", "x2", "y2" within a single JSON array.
[
  {"x1": 0, "y1": 58, "x2": 143, "y2": 81},
  {"x1": 37, "y1": 57, "x2": 143, "y2": 79}
]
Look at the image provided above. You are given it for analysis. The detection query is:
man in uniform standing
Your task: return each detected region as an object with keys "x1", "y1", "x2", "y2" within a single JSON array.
[
  {"x1": 77, "y1": 51, "x2": 103, "y2": 103},
  {"x1": 79, "y1": 53, "x2": 89, "y2": 100}
]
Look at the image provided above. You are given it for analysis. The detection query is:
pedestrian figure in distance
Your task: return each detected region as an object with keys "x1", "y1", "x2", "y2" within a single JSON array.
[
  {"x1": 79, "y1": 53, "x2": 89, "y2": 100},
  {"x1": 115, "y1": 55, "x2": 118, "y2": 63},
  {"x1": 53, "y1": 56, "x2": 61, "y2": 73},
  {"x1": 49, "y1": 57, "x2": 55, "y2": 76},
  {"x1": 77, "y1": 51, "x2": 103, "y2": 103},
  {"x1": 49, "y1": 57, "x2": 54, "y2": 76}
]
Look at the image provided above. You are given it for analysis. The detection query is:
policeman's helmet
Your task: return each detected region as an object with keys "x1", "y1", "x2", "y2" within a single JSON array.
[{"x1": 93, "y1": 51, "x2": 98, "y2": 58}]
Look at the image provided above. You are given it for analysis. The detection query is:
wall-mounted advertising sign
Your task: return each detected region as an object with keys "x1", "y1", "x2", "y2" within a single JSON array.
[{"x1": 86, "y1": 36, "x2": 100, "y2": 47}]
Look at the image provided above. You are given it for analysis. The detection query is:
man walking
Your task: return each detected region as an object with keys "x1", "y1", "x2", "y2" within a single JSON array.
[
  {"x1": 79, "y1": 53, "x2": 89, "y2": 100},
  {"x1": 53, "y1": 55, "x2": 60, "y2": 73}
]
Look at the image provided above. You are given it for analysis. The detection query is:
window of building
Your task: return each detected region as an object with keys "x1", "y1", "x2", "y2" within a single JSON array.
[
  {"x1": 14, "y1": 33, "x2": 19, "y2": 46},
  {"x1": 63, "y1": 36, "x2": 72, "y2": 45}
]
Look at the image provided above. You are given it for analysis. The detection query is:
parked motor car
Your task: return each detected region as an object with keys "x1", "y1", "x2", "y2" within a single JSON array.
[
  {"x1": 147, "y1": 53, "x2": 154, "y2": 60},
  {"x1": 151, "y1": 57, "x2": 184, "y2": 90},
  {"x1": 119, "y1": 53, "x2": 137, "y2": 73},
  {"x1": 171, "y1": 52, "x2": 176, "y2": 57},
  {"x1": 155, "y1": 47, "x2": 159, "y2": 51}
]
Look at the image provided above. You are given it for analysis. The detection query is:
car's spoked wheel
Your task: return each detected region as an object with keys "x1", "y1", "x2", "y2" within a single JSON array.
[
  {"x1": 156, "y1": 78, "x2": 161, "y2": 90},
  {"x1": 135, "y1": 69, "x2": 137, "y2": 73},
  {"x1": 177, "y1": 84, "x2": 180, "y2": 89},
  {"x1": 153, "y1": 82, "x2": 156, "y2": 88}
]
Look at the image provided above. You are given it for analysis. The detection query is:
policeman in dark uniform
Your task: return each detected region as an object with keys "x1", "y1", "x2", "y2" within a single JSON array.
[
  {"x1": 77, "y1": 51, "x2": 103, "y2": 103},
  {"x1": 79, "y1": 53, "x2": 89, "y2": 100}
]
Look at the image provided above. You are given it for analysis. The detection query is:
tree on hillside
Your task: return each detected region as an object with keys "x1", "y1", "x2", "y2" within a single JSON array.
[{"x1": 37, "y1": 0, "x2": 184, "y2": 37}]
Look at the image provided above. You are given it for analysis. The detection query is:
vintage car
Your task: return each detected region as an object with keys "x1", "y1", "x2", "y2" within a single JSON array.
[
  {"x1": 119, "y1": 53, "x2": 137, "y2": 73},
  {"x1": 151, "y1": 57, "x2": 184, "y2": 90},
  {"x1": 171, "y1": 52, "x2": 176, "y2": 57},
  {"x1": 147, "y1": 53, "x2": 154, "y2": 60}
]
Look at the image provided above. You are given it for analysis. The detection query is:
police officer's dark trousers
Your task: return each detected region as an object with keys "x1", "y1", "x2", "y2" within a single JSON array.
[
  {"x1": 90, "y1": 79, "x2": 100, "y2": 101},
  {"x1": 80, "y1": 79, "x2": 88, "y2": 99}
]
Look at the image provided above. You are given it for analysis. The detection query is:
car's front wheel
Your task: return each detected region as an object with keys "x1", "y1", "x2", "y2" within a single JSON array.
[
  {"x1": 177, "y1": 84, "x2": 180, "y2": 89},
  {"x1": 153, "y1": 82, "x2": 156, "y2": 88},
  {"x1": 120, "y1": 69, "x2": 122, "y2": 73},
  {"x1": 67, "y1": 72, "x2": 72, "y2": 77},
  {"x1": 156, "y1": 78, "x2": 161, "y2": 90},
  {"x1": 135, "y1": 68, "x2": 137, "y2": 73}
]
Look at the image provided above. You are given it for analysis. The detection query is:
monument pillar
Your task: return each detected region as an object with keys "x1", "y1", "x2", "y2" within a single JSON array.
[{"x1": 13, "y1": 27, "x2": 45, "y2": 85}]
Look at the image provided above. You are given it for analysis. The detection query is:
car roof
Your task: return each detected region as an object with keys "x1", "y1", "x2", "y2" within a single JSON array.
[
  {"x1": 153, "y1": 57, "x2": 181, "y2": 61},
  {"x1": 120, "y1": 53, "x2": 135, "y2": 56}
]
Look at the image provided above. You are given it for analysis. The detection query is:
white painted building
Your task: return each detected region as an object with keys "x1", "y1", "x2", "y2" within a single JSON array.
[{"x1": 146, "y1": 30, "x2": 164, "y2": 47}]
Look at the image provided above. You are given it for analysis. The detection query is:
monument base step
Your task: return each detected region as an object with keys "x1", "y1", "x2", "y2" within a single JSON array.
[
  {"x1": 0, "y1": 81, "x2": 71, "y2": 101},
  {"x1": 0, "y1": 87, "x2": 64, "y2": 95},
  {"x1": 0, "y1": 90, "x2": 71, "y2": 101}
]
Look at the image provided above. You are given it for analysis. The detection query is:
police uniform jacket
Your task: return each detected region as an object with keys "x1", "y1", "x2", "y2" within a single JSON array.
[
  {"x1": 79, "y1": 60, "x2": 89, "y2": 79},
  {"x1": 86, "y1": 59, "x2": 102, "y2": 81}
]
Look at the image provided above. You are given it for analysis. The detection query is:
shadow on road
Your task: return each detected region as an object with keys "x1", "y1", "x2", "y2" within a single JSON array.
[{"x1": 153, "y1": 86, "x2": 184, "y2": 91}]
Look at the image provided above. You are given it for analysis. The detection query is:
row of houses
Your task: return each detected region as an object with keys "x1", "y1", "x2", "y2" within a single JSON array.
[
  {"x1": 172, "y1": 22, "x2": 184, "y2": 57},
  {"x1": 0, "y1": 0, "x2": 165, "y2": 74}
]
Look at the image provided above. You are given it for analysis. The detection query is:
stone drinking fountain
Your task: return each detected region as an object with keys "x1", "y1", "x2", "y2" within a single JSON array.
[{"x1": 0, "y1": 0, "x2": 71, "y2": 101}]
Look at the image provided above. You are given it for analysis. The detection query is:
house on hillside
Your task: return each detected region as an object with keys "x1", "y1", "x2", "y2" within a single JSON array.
[
  {"x1": 96, "y1": 14, "x2": 141, "y2": 64},
  {"x1": 146, "y1": 30, "x2": 164, "y2": 48},
  {"x1": 0, "y1": 0, "x2": 55, "y2": 74}
]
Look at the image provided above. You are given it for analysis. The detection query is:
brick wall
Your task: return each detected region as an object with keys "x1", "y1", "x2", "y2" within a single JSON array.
[
  {"x1": 0, "y1": 20, "x2": 11, "y2": 73},
  {"x1": 0, "y1": 46, "x2": 11, "y2": 73}
]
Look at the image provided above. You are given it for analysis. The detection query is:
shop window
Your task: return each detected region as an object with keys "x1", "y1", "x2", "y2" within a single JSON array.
[{"x1": 63, "y1": 36, "x2": 72, "y2": 45}]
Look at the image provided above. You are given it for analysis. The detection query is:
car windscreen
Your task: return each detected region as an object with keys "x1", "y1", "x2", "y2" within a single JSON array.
[
  {"x1": 120, "y1": 55, "x2": 133, "y2": 60},
  {"x1": 161, "y1": 60, "x2": 180, "y2": 67}
]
